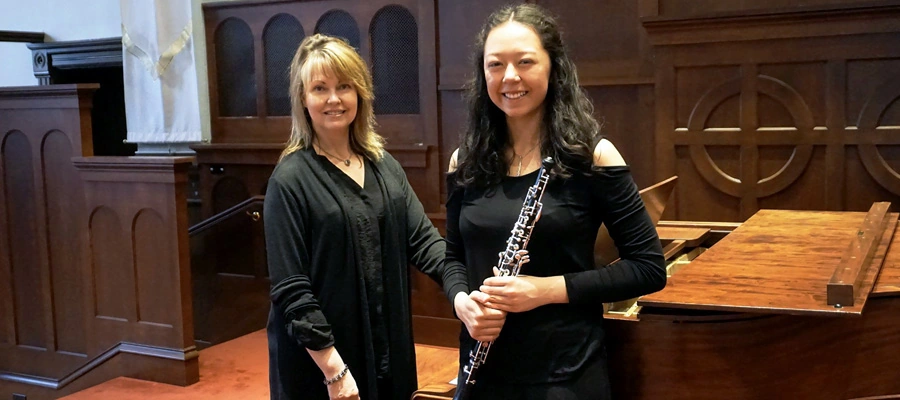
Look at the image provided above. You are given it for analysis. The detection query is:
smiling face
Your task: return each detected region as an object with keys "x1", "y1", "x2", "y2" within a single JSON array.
[
  {"x1": 483, "y1": 21, "x2": 551, "y2": 123},
  {"x1": 303, "y1": 69, "x2": 358, "y2": 138}
]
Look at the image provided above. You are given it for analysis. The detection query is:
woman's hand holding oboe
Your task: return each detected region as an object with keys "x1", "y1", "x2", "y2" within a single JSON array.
[
  {"x1": 478, "y1": 267, "x2": 570, "y2": 313},
  {"x1": 454, "y1": 291, "x2": 506, "y2": 342}
]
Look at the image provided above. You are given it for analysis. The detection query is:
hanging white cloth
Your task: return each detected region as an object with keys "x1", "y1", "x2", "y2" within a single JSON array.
[{"x1": 121, "y1": 0, "x2": 201, "y2": 143}]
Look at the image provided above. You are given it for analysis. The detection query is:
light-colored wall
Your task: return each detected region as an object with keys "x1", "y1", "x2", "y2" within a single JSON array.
[
  {"x1": 0, "y1": 0, "x2": 240, "y2": 142},
  {"x1": 0, "y1": 0, "x2": 121, "y2": 87}
]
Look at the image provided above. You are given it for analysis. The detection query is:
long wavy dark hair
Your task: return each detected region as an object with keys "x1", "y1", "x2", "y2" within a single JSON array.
[{"x1": 455, "y1": 4, "x2": 600, "y2": 188}]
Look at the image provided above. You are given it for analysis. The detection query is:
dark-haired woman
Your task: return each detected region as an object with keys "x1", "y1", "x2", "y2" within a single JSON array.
[{"x1": 446, "y1": 4, "x2": 667, "y2": 399}]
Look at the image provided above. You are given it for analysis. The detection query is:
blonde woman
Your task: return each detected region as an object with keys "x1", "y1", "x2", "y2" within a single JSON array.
[{"x1": 263, "y1": 34, "x2": 469, "y2": 400}]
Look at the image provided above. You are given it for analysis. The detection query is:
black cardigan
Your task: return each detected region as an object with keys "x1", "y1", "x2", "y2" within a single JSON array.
[{"x1": 264, "y1": 148, "x2": 467, "y2": 400}]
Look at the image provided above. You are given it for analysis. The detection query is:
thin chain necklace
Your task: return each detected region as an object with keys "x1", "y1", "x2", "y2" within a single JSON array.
[
  {"x1": 512, "y1": 142, "x2": 540, "y2": 176},
  {"x1": 315, "y1": 143, "x2": 353, "y2": 167}
]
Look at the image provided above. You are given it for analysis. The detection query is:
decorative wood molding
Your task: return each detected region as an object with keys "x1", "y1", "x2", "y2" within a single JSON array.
[
  {"x1": 201, "y1": 0, "x2": 300, "y2": 11},
  {"x1": 0, "y1": 30, "x2": 45, "y2": 43},
  {"x1": 73, "y1": 156, "x2": 194, "y2": 183},
  {"x1": 192, "y1": 143, "x2": 284, "y2": 165},
  {"x1": 642, "y1": 3, "x2": 900, "y2": 45},
  {"x1": 0, "y1": 83, "x2": 98, "y2": 110},
  {"x1": 26, "y1": 37, "x2": 122, "y2": 84},
  {"x1": 191, "y1": 143, "x2": 431, "y2": 168},
  {"x1": 0, "y1": 343, "x2": 199, "y2": 389}
]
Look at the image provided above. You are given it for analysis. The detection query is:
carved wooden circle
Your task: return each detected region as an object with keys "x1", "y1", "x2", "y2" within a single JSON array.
[
  {"x1": 857, "y1": 77, "x2": 900, "y2": 196},
  {"x1": 687, "y1": 76, "x2": 814, "y2": 198}
]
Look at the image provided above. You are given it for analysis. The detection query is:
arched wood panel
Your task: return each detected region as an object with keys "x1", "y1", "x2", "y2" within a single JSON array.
[
  {"x1": 215, "y1": 18, "x2": 257, "y2": 118},
  {"x1": 316, "y1": 10, "x2": 360, "y2": 49},
  {"x1": 264, "y1": 14, "x2": 305, "y2": 117}
]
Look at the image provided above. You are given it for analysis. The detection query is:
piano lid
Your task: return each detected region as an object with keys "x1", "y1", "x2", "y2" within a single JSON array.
[{"x1": 638, "y1": 209, "x2": 898, "y2": 317}]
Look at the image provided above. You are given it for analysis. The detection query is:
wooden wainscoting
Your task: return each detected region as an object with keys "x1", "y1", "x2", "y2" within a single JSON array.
[{"x1": 0, "y1": 86, "x2": 198, "y2": 399}]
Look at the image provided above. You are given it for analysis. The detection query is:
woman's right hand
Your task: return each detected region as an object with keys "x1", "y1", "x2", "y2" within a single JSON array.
[
  {"x1": 454, "y1": 291, "x2": 507, "y2": 341},
  {"x1": 326, "y1": 369, "x2": 360, "y2": 400}
]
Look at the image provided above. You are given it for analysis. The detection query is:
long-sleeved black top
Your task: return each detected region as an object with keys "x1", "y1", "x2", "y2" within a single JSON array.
[
  {"x1": 445, "y1": 165, "x2": 666, "y2": 384},
  {"x1": 264, "y1": 148, "x2": 468, "y2": 400}
]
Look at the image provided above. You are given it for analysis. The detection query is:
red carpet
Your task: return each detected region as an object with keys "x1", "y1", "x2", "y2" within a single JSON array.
[{"x1": 61, "y1": 330, "x2": 457, "y2": 400}]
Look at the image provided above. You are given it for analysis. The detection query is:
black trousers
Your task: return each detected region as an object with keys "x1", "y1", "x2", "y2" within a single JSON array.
[{"x1": 467, "y1": 351, "x2": 612, "y2": 400}]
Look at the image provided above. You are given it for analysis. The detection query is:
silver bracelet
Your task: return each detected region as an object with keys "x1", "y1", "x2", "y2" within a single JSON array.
[{"x1": 323, "y1": 364, "x2": 350, "y2": 385}]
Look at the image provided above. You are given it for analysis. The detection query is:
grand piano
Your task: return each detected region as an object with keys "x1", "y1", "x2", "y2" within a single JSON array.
[{"x1": 413, "y1": 182, "x2": 900, "y2": 400}]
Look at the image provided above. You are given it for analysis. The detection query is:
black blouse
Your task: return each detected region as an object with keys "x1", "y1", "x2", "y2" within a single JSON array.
[
  {"x1": 445, "y1": 166, "x2": 666, "y2": 384},
  {"x1": 329, "y1": 162, "x2": 391, "y2": 377}
]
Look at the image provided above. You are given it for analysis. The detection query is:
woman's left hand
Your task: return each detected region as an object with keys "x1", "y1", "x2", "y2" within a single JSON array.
[{"x1": 479, "y1": 267, "x2": 567, "y2": 313}]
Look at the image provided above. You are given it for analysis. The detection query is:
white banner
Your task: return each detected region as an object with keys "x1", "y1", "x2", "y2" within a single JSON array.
[{"x1": 121, "y1": 0, "x2": 201, "y2": 143}]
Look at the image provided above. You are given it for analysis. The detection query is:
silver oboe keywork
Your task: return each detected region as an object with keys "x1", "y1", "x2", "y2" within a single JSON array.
[{"x1": 453, "y1": 157, "x2": 555, "y2": 400}]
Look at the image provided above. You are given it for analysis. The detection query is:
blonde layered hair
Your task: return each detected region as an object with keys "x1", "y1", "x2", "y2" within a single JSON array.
[{"x1": 280, "y1": 34, "x2": 383, "y2": 162}]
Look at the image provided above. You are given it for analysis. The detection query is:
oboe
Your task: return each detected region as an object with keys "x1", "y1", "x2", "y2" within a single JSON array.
[{"x1": 453, "y1": 157, "x2": 555, "y2": 400}]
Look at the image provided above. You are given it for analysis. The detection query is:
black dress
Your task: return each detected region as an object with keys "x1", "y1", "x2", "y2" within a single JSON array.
[
  {"x1": 265, "y1": 148, "x2": 468, "y2": 400},
  {"x1": 445, "y1": 165, "x2": 666, "y2": 394}
]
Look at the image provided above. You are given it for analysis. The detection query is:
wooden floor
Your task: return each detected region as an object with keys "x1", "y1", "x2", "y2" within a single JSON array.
[{"x1": 61, "y1": 330, "x2": 458, "y2": 400}]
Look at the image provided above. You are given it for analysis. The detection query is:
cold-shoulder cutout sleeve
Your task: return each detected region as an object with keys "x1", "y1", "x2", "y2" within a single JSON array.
[
  {"x1": 448, "y1": 148, "x2": 460, "y2": 173},
  {"x1": 563, "y1": 167, "x2": 666, "y2": 304},
  {"x1": 264, "y1": 175, "x2": 335, "y2": 350},
  {"x1": 593, "y1": 138, "x2": 626, "y2": 168}
]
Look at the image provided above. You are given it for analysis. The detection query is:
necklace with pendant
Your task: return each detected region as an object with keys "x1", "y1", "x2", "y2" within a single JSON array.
[
  {"x1": 512, "y1": 142, "x2": 540, "y2": 176},
  {"x1": 317, "y1": 146, "x2": 352, "y2": 166}
]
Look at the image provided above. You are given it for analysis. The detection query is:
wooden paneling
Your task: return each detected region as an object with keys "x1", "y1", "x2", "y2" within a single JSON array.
[
  {"x1": 75, "y1": 157, "x2": 196, "y2": 353},
  {"x1": 539, "y1": 0, "x2": 654, "y2": 81},
  {"x1": 194, "y1": 0, "x2": 900, "y2": 348},
  {"x1": 43, "y1": 130, "x2": 89, "y2": 355},
  {"x1": 91, "y1": 207, "x2": 134, "y2": 321},
  {"x1": 203, "y1": 0, "x2": 438, "y2": 144},
  {"x1": 67, "y1": 156, "x2": 199, "y2": 396},
  {"x1": 655, "y1": 0, "x2": 881, "y2": 18},
  {"x1": 648, "y1": 3, "x2": 900, "y2": 221},
  {"x1": 436, "y1": 0, "x2": 508, "y2": 90},
  {"x1": 585, "y1": 85, "x2": 657, "y2": 188},
  {"x1": 606, "y1": 296, "x2": 900, "y2": 400},
  {"x1": 535, "y1": 0, "x2": 656, "y2": 189},
  {"x1": 4, "y1": 131, "x2": 45, "y2": 349},
  {"x1": 190, "y1": 195, "x2": 269, "y2": 348},
  {"x1": 0, "y1": 85, "x2": 96, "y2": 384},
  {"x1": 192, "y1": 144, "x2": 281, "y2": 220},
  {"x1": 0, "y1": 85, "x2": 201, "y2": 398}
]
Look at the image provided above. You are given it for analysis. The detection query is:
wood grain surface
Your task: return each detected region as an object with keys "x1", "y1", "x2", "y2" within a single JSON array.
[{"x1": 640, "y1": 209, "x2": 899, "y2": 316}]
